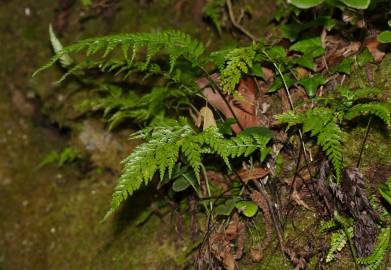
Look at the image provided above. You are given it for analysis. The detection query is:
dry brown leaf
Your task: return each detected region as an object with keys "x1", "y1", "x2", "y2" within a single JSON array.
[
  {"x1": 291, "y1": 189, "x2": 311, "y2": 210},
  {"x1": 366, "y1": 37, "x2": 385, "y2": 63},
  {"x1": 196, "y1": 106, "x2": 217, "y2": 130},
  {"x1": 237, "y1": 167, "x2": 269, "y2": 184},
  {"x1": 198, "y1": 75, "x2": 264, "y2": 134}
]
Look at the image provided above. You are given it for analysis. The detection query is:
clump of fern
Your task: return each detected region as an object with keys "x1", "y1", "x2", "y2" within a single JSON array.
[
  {"x1": 276, "y1": 86, "x2": 391, "y2": 181},
  {"x1": 106, "y1": 119, "x2": 272, "y2": 217}
]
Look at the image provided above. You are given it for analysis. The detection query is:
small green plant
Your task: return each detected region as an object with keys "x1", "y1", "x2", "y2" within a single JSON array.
[
  {"x1": 38, "y1": 147, "x2": 83, "y2": 168},
  {"x1": 277, "y1": 86, "x2": 390, "y2": 181}
]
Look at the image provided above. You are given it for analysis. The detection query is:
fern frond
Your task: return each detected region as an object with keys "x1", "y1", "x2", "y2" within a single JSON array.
[
  {"x1": 357, "y1": 227, "x2": 390, "y2": 270},
  {"x1": 345, "y1": 102, "x2": 391, "y2": 125},
  {"x1": 338, "y1": 86, "x2": 383, "y2": 101},
  {"x1": 34, "y1": 30, "x2": 205, "y2": 77},
  {"x1": 110, "y1": 124, "x2": 194, "y2": 211},
  {"x1": 107, "y1": 125, "x2": 272, "y2": 215},
  {"x1": 277, "y1": 108, "x2": 344, "y2": 180},
  {"x1": 220, "y1": 44, "x2": 256, "y2": 94},
  {"x1": 326, "y1": 227, "x2": 354, "y2": 263},
  {"x1": 320, "y1": 219, "x2": 339, "y2": 232}
]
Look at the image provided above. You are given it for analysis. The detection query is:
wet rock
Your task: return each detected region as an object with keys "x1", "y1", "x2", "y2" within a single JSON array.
[
  {"x1": 11, "y1": 90, "x2": 36, "y2": 117},
  {"x1": 72, "y1": 119, "x2": 139, "y2": 172}
]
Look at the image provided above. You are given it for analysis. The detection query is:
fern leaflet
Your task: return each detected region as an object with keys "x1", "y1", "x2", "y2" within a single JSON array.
[
  {"x1": 345, "y1": 102, "x2": 391, "y2": 125},
  {"x1": 220, "y1": 44, "x2": 256, "y2": 94}
]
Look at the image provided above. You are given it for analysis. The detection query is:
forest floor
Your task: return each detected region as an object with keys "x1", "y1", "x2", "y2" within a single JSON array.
[{"x1": 0, "y1": 1, "x2": 390, "y2": 270}]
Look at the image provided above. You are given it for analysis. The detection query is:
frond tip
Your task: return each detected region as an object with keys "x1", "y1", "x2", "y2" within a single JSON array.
[{"x1": 33, "y1": 30, "x2": 205, "y2": 77}]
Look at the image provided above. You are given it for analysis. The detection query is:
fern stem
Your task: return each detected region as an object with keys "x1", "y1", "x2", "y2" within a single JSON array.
[
  {"x1": 356, "y1": 116, "x2": 372, "y2": 168},
  {"x1": 200, "y1": 163, "x2": 213, "y2": 215},
  {"x1": 267, "y1": 56, "x2": 314, "y2": 181}
]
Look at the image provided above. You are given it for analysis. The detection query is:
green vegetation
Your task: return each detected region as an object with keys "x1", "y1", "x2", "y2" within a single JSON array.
[{"x1": 34, "y1": 0, "x2": 391, "y2": 268}]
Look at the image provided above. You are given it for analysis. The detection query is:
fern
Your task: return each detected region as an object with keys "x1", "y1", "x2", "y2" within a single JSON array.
[
  {"x1": 345, "y1": 102, "x2": 391, "y2": 125},
  {"x1": 219, "y1": 44, "x2": 257, "y2": 94},
  {"x1": 39, "y1": 147, "x2": 82, "y2": 168},
  {"x1": 379, "y1": 177, "x2": 391, "y2": 205},
  {"x1": 326, "y1": 227, "x2": 354, "y2": 263},
  {"x1": 34, "y1": 30, "x2": 205, "y2": 78},
  {"x1": 203, "y1": 0, "x2": 225, "y2": 34},
  {"x1": 107, "y1": 124, "x2": 272, "y2": 217},
  {"x1": 276, "y1": 108, "x2": 344, "y2": 180},
  {"x1": 357, "y1": 227, "x2": 390, "y2": 270}
]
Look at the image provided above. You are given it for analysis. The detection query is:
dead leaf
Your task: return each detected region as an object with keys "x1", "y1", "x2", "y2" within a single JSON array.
[
  {"x1": 196, "y1": 106, "x2": 217, "y2": 130},
  {"x1": 198, "y1": 75, "x2": 264, "y2": 134},
  {"x1": 237, "y1": 167, "x2": 269, "y2": 184},
  {"x1": 366, "y1": 37, "x2": 385, "y2": 63},
  {"x1": 291, "y1": 189, "x2": 311, "y2": 210}
]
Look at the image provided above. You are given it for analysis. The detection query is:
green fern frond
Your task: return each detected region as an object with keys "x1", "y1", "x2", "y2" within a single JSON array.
[
  {"x1": 338, "y1": 86, "x2": 383, "y2": 102},
  {"x1": 110, "y1": 124, "x2": 194, "y2": 212},
  {"x1": 357, "y1": 227, "x2": 390, "y2": 270},
  {"x1": 326, "y1": 227, "x2": 354, "y2": 263},
  {"x1": 220, "y1": 44, "x2": 256, "y2": 94},
  {"x1": 276, "y1": 108, "x2": 343, "y2": 180},
  {"x1": 34, "y1": 30, "x2": 205, "y2": 77},
  {"x1": 345, "y1": 102, "x2": 391, "y2": 125},
  {"x1": 320, "y1": 219, "x2": 339, "y2": 232},
  {"x1": 107, "y1": 125, "x2": 272, "y2": 216},
  {"x1": 379, "y1": 177, "x2": 391, "y2": 205}
]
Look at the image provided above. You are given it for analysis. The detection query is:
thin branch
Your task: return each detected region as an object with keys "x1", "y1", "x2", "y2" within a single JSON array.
[
  {"x1": 225, "y1": 0, "x2": 258, "y2": 41},
  {"x1": 356, "y1": 116, "x2": 372, "y2": 168}
]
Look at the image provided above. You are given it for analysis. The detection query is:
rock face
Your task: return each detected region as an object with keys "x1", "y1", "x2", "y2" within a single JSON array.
[{"x1": 73, "y1": 119, "x2": 139, "y2": 172}]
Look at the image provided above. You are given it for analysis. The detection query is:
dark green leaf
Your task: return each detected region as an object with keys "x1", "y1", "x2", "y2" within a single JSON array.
[
  {"x1": 356, "y1": 49, "x2": 374, "y2": 66},
  {"x1": 215, "y1": 199, "x2": 236, "y2": 216},
  {"x1": 378, "y1": 31, "x2": 391, "y2": 44},
  {"x1": 339, "y1": 0, "x2": 371, "y2": 9},
  {"x1": 293, "y1": 55, "x2": 316, "y2": 70},
  {"x1": 288, "y1": 0, "x2": 324, "y2": 8},
  {"x1": 280, "y1": 16, "x2": 336, "y2": 41},
  {"x1": 265, "y1": 47, "x2": 287, "y2": 62},
  {"x1": 299, "y1": 74, "x2": 326, "y2": 97},
  {"x1": 249, "y1": 63, "x2": 265, "y2": 78},
  {"x1": 331, "y1": 58, "x2": 354, "y2": 75},
  {"x1": 172, "y1": 176, "x2": 191, "y2": 192},
  {"x1": 241, "y1": 127, "x2": 273, "y2": 139},
  {"x1": 290, "y1": 37, "x2": 325, "y2": 57},
  {"x1": 268, "y1": 74, "x2": 294, "y2": 93},
  {"x1": 217, "y1": 118, "x2": 236, "y2": 135}
]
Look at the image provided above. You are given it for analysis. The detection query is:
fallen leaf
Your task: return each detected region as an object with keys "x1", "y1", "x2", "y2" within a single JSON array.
[
  {"x1": 366, "y1": 37, "x2": 385, "y2": 63},
  {"x1": 196, "y1": 106, "x2": 217, "y2": 130}
]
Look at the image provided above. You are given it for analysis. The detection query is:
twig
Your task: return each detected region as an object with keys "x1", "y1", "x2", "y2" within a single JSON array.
[
  {"x1": 356, "y1": 116, "x2": 372, "y2": 168},
  {"x1": 225, "y1": 0, "x2": 258, "y2": 41}
]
